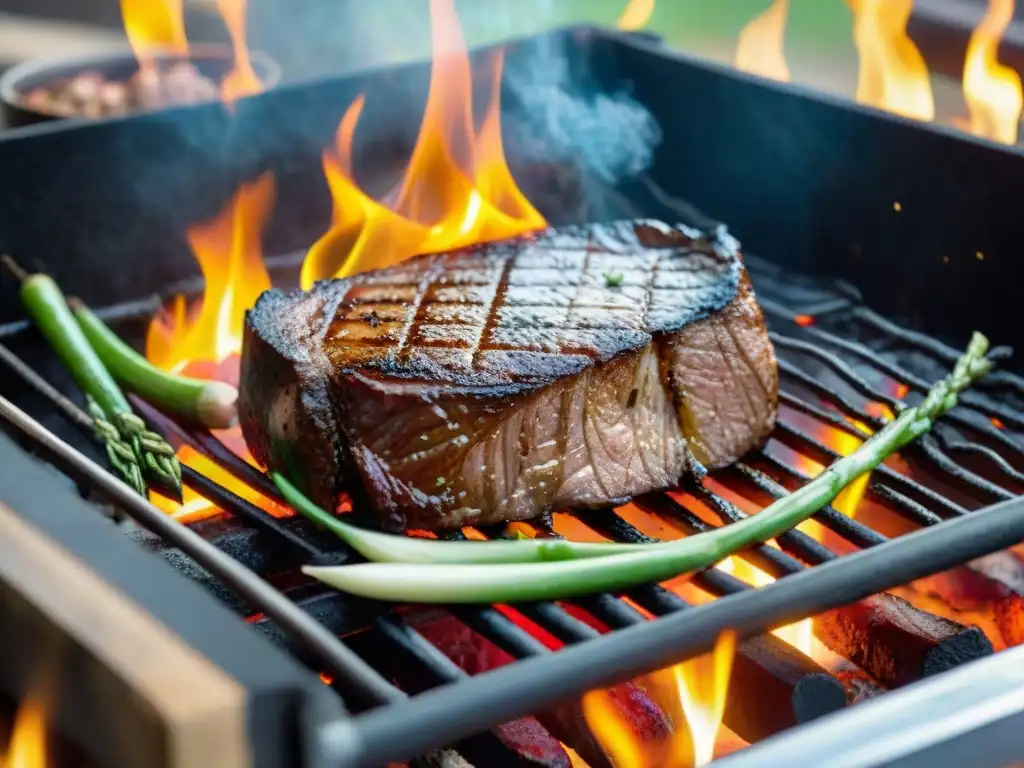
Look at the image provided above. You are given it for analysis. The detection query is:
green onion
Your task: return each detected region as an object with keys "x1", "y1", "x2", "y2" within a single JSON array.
[
  {"x1": 274, "y1": 473, "x2": 629, "y2": 563},
  {"x1": 301, "y1": 333, "x2": 991, "y2": 603},
  {"x1": 70, "y1": 300, "x2": 238, "y2": 429}
]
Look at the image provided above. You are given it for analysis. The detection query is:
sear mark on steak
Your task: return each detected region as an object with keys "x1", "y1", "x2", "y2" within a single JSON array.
[{"x1": 240, "y1": 220, "x2": 779, "y2": 530}]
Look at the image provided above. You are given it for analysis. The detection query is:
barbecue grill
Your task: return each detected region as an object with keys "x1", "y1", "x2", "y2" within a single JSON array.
[{"x1": 0, "y1": 25, "x2": 1022, "y2": 768}]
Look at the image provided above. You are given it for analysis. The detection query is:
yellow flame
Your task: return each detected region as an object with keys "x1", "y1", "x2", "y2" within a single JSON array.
[
  {"x1": 145, "y1": 173, "x2": 274, "y2": 372},
  {"x1": 735, "y1": 0, "x2": 792, "y2": 82},
  {"x1": 119, "y1": 0, "x2": 187, "y2": 73},
  {"x1": 216, "y1": 0, "x2": 263, "y2": 102},
  {"x1": 832, "y1": 419, "x2": 872, "y2": 518},
  {"x1": 617, "y1": 0, "x2": 656, "y2": 31},
  {"x1": 964, "y1": 0, "x2": 1023, "y2": 145},
  {"x1": 848, "y1": 0, "x2": 935, "y2": 121},
  {"x1": 581, "y1": 692, "x2": 649, "y2": 768},
  {"x1": 302, "y1": 0, "x2": 546, "y2": 285},
  {"x1": 581, "y1": 630, "x2": 736, "y2": 767},
  {"x1": 675, "y1": 630, "x2": 737, "y2": 767},
  {"x1": 719, "y1": 557, "x2": 812, "y2": 654},
  {"x1": 2, "y1": 696, "x2": 47, "y2": 768}
]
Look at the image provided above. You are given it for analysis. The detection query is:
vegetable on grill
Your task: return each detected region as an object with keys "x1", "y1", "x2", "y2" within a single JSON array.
[
  {"x1": 2, "y1": 256, "x2": 181, "y2": 498},
  {"x1": 70, "y1": 299, "x2": 238, "y2": 429},
  {"x1": 298, "y1": 333, "x2": 992, "y2": 603},
  {"x1": 274, "y1": 472, "x2": 630, "y2": 564}
]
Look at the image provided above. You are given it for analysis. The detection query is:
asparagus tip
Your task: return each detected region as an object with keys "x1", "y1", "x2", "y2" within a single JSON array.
[{"x1": 196, "y1": 380, "x2": 239, "y2": 429}]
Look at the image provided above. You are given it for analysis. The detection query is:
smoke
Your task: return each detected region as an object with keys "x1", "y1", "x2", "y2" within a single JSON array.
[
  {"x1": 502, "y1": 32, "x2": 663, "y2": 187},
  {"x1": 245, "y1": 0, "x2": 662, "y2": 187}
]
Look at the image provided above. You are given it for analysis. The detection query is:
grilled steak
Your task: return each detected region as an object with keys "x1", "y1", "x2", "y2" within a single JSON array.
[{"x1": 240, "y1": 220, "x2": 778, "y2": 530}]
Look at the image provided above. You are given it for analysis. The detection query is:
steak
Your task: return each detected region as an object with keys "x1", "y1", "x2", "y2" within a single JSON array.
[{"x1": 239, "y1": 220, "x2": 778, "y2": 531}]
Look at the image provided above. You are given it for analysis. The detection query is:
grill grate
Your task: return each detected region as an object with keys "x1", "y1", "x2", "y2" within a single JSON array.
[{"x1": 0, "y1": 252, "x2": 1022, "y2": 766}]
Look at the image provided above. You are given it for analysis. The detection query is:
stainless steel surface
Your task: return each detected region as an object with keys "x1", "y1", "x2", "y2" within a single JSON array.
[{"x1": 715, "y1": 642, "x2": 1024, "y2": 768}]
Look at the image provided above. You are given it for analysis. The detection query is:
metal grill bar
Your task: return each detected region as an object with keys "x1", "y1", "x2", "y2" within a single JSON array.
[
  {"x1": 772, "y1": 334, "x2": 1017, "y2": 500},
  {"x1": 796, "y1": 323, "x2": 1024, "y2": 433},
  {"x1": 0, "y1": 393, "x2": 405, "y2": 710},
  {"x1": 327, "y1": 494, "x2": 1024, "y2": 766},
  {"x1": 851, "y1": 306, "x2": 1024, "y2": 396},
  {"x1": 732, "y1": 462, "x2": 887, "y2": 549},
  {"x1": 773, "y1": 422, "x2": 966, "y2": 519}
]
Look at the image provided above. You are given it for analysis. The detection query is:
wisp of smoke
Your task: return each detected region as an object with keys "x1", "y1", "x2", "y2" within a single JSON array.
[{"x1": 503, "y1": 31, "x2": 663, "y2": 186}]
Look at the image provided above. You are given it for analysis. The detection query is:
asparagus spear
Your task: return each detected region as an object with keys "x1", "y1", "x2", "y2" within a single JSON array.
[{"x1": 3, "y1": 256, "x2": 181, "y2": 497}]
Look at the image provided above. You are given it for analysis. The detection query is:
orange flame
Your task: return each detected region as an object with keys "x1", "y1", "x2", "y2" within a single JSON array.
[
  {"x1": 120, "y1": 0, "x2": 263, "y2": 101},
  {"x1": 617, "y1": 0, "x2": 656, "y2": 31},
  {"x1": 582, "y1": 630, "x2": 736, "y2": 768},
  {"x1": 832, "y1": 419, "x2": 872, "y2": 518},
  {"x1": 119, "y1": 0, "x2": 187, "y2": 73},
  {"x1": 719, "y1": 557, "x2": 813, "y2": 654},
  {"x1": 146, "y1": 174, "x2": 274, "y2": 372},
  {"x1": 2, "y1": 696, "x2": 46, "y2": 768},
  {"x1": 674, "y1": 630, "x2": 736, "y2": 767},
  {"x1": 848, "y1": 0, "x2": 935, "y2": 121},
  {"x1": 145, "y1": 175, "x2": 281, "y2": 522},
  {"x1": 217, "y1": 0, "x2": 263, "y2": 102},
  {"x1": 301, "y1": 0, "x2": 546, "y2": 285},
  {"x1": 964, "y1": 0, "x2": 1023, "y2": 145},
  {"x1": 734, "y1": 0, "x2": 792, "y2": 83}
]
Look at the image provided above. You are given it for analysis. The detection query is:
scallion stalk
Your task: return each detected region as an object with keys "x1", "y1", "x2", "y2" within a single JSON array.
[
  {"x1": 301, "y1": 333, "x2": 991, "y2": 603},
  {"x1": 70, "y1": 300, "x2": 238, "y2": 429},
  {"x1": 274, "y1": 473, "x2": 629, "y2": 563}
]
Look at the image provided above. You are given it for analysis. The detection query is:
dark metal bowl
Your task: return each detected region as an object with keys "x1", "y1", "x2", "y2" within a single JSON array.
[{"x1": 0, "y1": 45, "x2": 281, "y2": 129}]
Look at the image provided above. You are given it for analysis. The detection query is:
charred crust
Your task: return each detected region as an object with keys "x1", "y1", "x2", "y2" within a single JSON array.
[{"x1": 241, "y1": 220, "x2": 771, "y2": 521}]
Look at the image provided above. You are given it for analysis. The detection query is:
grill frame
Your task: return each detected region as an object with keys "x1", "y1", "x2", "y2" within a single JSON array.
[{"x1": 0, "y1": 23, "x2": 1022, "y2": 768}]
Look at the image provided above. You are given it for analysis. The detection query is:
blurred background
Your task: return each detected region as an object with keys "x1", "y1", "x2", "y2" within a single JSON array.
[{"x1": 1, "y1": 0, "x2": 1022, "y2": 143}]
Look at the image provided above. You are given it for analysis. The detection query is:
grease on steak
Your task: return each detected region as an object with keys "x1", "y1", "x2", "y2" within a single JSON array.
[{"x1": 240, "y1": 220, "x2": 778, "y2": 530}]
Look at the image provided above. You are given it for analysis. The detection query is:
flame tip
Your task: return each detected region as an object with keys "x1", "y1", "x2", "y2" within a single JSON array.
[{"x1": 303, "y1": 0, "x2": 546, "y2": 285}]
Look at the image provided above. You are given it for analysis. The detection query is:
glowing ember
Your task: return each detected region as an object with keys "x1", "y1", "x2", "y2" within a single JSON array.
[
  {"x1": 617, "y1": 0, "x2": 656, "y2": 31},
  {"x1": 301, "y1": 0, "x2": 546, "y2": 285},
  {"x1": 2, "y1": 695, "x2": 46, "y2": 768},
  {"x1": 964, "y1": 0, "x2": 1022, "y2": 145},
  {"x1": 581, "y1": 630, "x2": 736, "y2": 767},
  {"x1": 848, "y1": 0, "x2": 935, "y2": 121},
  {"x1": 734, "y1": 0, "x2": 791, "y2": 83},
  {"x1": 216, "y1": 0, "x2": 263, "y2": 102}
]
